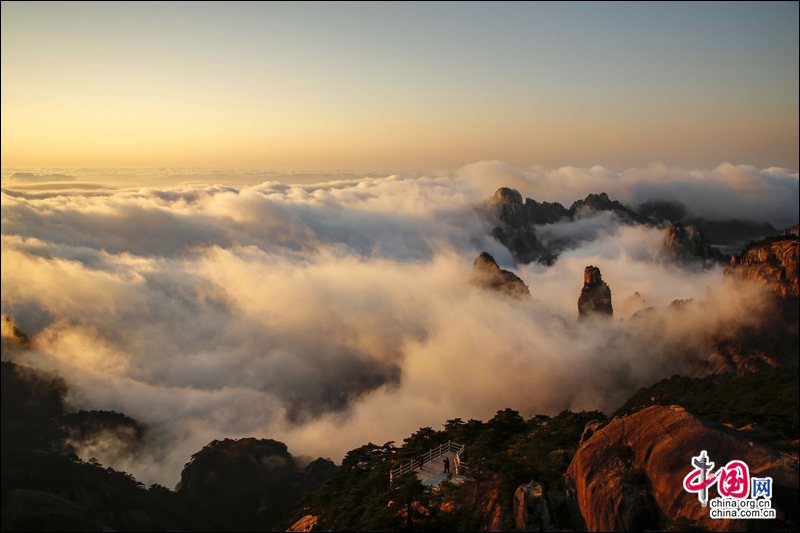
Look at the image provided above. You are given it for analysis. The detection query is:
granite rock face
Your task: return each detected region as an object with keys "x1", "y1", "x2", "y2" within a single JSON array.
[
  {"x1": 577, "y1": 266, "x2": 613, "y2": 321},
  {"x1": 566, "y1": 405, "x2": 799, "y2": 532},
  {"x1": 724, "y1": 233, "x2": 799, "y2": 298},
  {"x1": 471, "y1": 252, "x2": 531, "y2": 299},
  {"x1": 513, "y1": 479, "x2": 585, "y2": 531},
  {"x1": 513, "y1": 481, "x2": 550, "y2": 530}
]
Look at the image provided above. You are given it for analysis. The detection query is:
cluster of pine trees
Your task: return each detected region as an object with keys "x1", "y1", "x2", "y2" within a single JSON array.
[
  {"x1": 286, "y1": 366, "x2": 798, "y2": 531},
  {"x1": 282, "y1": 408, "x2": 606, "y2": 531}
]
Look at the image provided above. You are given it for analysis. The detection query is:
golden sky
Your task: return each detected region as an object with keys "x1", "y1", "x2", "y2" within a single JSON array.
[{"x1": 2, "y1": 2, "x2": 798, "y2": 172}]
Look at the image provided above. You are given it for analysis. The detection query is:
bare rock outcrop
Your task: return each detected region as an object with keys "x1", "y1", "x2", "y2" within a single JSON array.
[
  {"x1": 568, "y1": 192, "x2": 652, "y2": 225},
  {"x1": 487, "y1": 189, "x2": 667, "y2": 265},
  {"x1": 577, "y1": 266, "x2": 613, "y2": 321},
  {"x1": 513, "y1": 481, "x2": 550, "y2": 530},
  {"x1": 724, "y1": 233, "x2": 799, "y2": 298},
  {"x1": 566, "y1": 405, "x2": 798, "y2": 532},
  {"x1": 490, "y1": 187, "x2": 569, "y2": 227},
  {"x1": 662, "y1": 223, "x2": 728, "y2": 266},
  {"x1": 287, "y1": 515, "x2": 318, "y2": 532},
  {"x1": 513, "y1": 478, "x2": 585, "y2": 531},
  {"x1": 487, "y1": 188, "x2": 568, "y2": 265},
  {"x1": 471, "y1": 252, "x2": 531, "y2": 299}
]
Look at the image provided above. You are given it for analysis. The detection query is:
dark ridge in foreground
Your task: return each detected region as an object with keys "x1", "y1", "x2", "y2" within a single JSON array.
[
  {"x1": 614, "y1": 367, "x2": 799, "y2": 440},
  {"x1": 179, "y1": 438, "x2": 336, "y2": 531},
  {"x1": 287, "y1": 366, "x2": 798, "y2": 531}
]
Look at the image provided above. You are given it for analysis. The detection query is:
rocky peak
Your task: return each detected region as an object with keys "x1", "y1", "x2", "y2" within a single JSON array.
[
  {"x1": 471, "y1": 252, "x2": 531, "y2": 299},
  {"x1": 723, "y1": 233, "x2": 799, "y2": 298},
  {"x1": 577, "y1": 266, "x2": 613, "y2": 321},
  {"x1": 583, "y1": 265, "x2": 602, "y2": 286},
  {"x1": 568, "y1": 192, "x2": 651, "y2": 225},
  {"x1": 487, "y1": 188, "x2": 568, "y2": 265},
  {"x1": 487, "y1": 188, "x2": 655, "y2": 266},
  {"x1": 569, "y1": 192, "x2": 613, "y2": 212},
  {"x1": 490, "y1": 187, "x2": 525, "y2": 225},
  {"x1": 662, "y1": 223, "x2": 727, "y2": 266}
]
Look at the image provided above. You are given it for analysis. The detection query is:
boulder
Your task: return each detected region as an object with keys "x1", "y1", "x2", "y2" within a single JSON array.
[
  {"x1": 567, "y1": 405, "x2": 798, "y2": 531},
  {"x1": 577, "y1": 266, "x2": 613, "y2": 321}
]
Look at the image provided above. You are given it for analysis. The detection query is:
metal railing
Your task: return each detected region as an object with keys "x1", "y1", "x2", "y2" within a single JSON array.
[{"x1": 390, "y1": 440, "x2": 467, "y2": 482}]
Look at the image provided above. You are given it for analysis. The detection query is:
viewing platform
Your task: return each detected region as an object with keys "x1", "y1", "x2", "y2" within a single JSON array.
[{"x1": 390, "y1": 441, "x2": 468, "y2": 488}]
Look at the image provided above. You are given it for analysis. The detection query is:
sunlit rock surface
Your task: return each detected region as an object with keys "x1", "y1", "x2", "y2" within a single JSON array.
[
  {"x1": 566, "y1": 405, "x2": 799, "y2": 532},
  {"x1": 287, "y1": 515, "x2": 318, "y2": 532},
  {"x1": 471, "y1": 252, "x2": 531, "y2": 299},
  {"x1": 577, "y1": 266, "x2": 613, "y2": 321},
  {"x1": 724, "y1": 233, "x2": 799, "y2": 298}
]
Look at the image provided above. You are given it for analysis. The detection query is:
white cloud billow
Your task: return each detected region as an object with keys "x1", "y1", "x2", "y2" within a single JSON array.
[{"x1": 1, "y1": 161, "x2": 795, "y2": 486}]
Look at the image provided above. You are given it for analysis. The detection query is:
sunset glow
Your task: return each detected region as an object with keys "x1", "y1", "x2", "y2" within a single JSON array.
[
  {"x1": 2, "y1": 2, "x2": 798, "y2": 173},
  {"x1": 2, "y1": 3, "x2": 798, "y2": 518}
]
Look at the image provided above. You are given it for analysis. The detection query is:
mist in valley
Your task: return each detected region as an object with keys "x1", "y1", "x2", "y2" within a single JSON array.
[{"x1": 1, "y1": 161, "x2": 797, "y2": 486}]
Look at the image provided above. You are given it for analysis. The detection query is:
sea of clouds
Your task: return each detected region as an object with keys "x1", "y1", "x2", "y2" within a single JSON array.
[{"x1": 1, "y1": 161, "x2": 797, "y2": 486}]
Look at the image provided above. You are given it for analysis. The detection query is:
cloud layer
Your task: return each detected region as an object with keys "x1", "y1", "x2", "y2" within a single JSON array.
[{"x1": 1, "y1": 161, "x2": 796, "y2": 486}]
